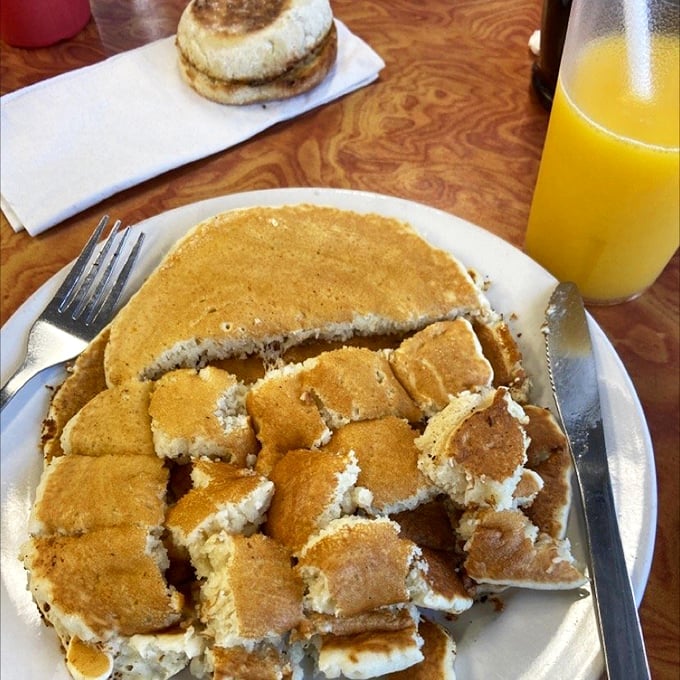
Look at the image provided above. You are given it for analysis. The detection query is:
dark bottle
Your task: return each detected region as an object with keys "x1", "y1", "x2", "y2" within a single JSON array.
[{"x1": 531, "y1": 0, "x2": 573, "y2": 110}]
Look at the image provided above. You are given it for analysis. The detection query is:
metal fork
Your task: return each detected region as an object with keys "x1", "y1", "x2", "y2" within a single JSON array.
[{"x1": 0, "y1": 216, "x2": 145, "y2": 413}]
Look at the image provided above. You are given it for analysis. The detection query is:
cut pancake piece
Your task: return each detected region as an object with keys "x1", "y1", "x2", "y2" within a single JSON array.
[
  {"x1": 321, "y1": 417, "x2": 436, "y2": 515},
  {"x1": 60, "y1": 380, "x2": 155, "y2": 457},
  {"x1": 29, "y1": 454, "x2": 167, "y2": 536},
  {"x1": 391, "y1": 498, "x2": 458, "y2": 552},
  {"x1": 389, "y1": 318, "x2": 493, "y2": 417},
  {"x1": 165, "y1": 463, "x2": 273, "y2": 566},
  {"x1": 297, "y1": 606, "x2": 418, "y2": 639},
  {"x1": 416, "y1": 387, "x2": 529, "y2": 510},
  {"x1": 512, "y1": 468, "x2": 545, "y2": 508},
  {"x1": 408, "y1": 547, "x2": 474, "y2": 615},
  {"x1": 458, "y1": 508, "x2": 586, "y2": 589},
  {"x1": 41, "y1": 328, "x2": 109, "y2": 462},
  {"x1": 22, "y1": 526, "x2": 183, "y2": 644},
  {"x1": 383, "y1": 618, "x2": 456, "y2": 680},
  {"x1": 104, "y1": 205, "x2": 493, "y2": 385},
  {"x1": 198, "y1": 533, "x2": 304, "y2": 650},
  {"x1": 265, "y1": 448, "x2": 361, "y2": 554},
  {"x1": 472, "y1": 318, "x2": 529, "y2": 403},
  {"x1": 67, "y1": 628, "x2": 204, "y2": 680},
  {"x1": 300, "y1": 347, "x2": 422, "y2": 428},
  {"x1": 247, "y1": 363, "x2": 331, "y2": 476},
  {"x1": 207, "y1": 643, "x2": 296, "y2": 680},
  {"x1": 296, "y1": 516, "x2": 422, "y2": 617},
  {"x1": 316, "y1": 618, "x2": 424, "y2": 680},
  {"x1": 522, "y1": 405, "x2": 573, "y2": 539},
  {"x1": 149, "y1": 367, "x2": 258, "y2": 466}
]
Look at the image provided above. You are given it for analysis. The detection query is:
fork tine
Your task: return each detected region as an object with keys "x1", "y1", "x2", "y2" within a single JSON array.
[
  {"x1": 68, "y1": 219, "x2": 122, "y2": 318},
  {"x1": 54, "y1": 215, "x2": 110, "y2": 311},
  {"x1": 80, "y1": 227, "x2": 132, "y2": 324},
  {"x1": 89, "y1": 231, "x2": 145, "y2": 325}
]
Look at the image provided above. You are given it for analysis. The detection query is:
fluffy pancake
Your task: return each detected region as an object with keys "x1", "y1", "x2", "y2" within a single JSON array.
[
  {"x1": 149, "y1": 367, "x2": 257, "y2": 465},
  {"x1": 60, "y1": 380, "x2": 155, "y2": 457},
  {"x1": 301, "y1": 346, "x2": 422, "y2": 427},
  {"x1": 165, "y1": 463, "x2": 273, "y2": 566},
  {"x1": 22, "y1": 526, "x2": 183, "y2": 642},
  {"x1": 198, "y1": 532, "x2": 305, "y2": 649},
  {"x1": 321, "y1": 417, "x2": 436, "y2": 515},
  {"x1": 317, "y1": 620, "x2": 424, "y2": 679},
  {"x1": 104, "y1": 205, "x2": 492, "y2": 385},
  {"x1": 265, "y1": 448, "x2": 361, "y2": 553},
  {"x1": 247, "y1": 363, "x2": 332, "y2": 475},
  {"x1": 409, "y1": 547, "x2": 474, "y2": 614},
  {"x1": 472, "y1": 318, "x2": 529, "y2": 402},
  {"x1": 416, "y1": 387, "x2": 529, "y2": 509},
  {"x1": 41, "y1": 329, "x2": 109, "y2": 461},
  {"x1": 296, "y1": 516, "x2": 421, "y2": 617},
  {"x1": 459, "y1": 508, "x2": 585, "y2": 589},
  {"x1": 29, "y1": 454, "x2": 167, "y2": 536},
  {"x1": 208, "y1": 643, "x2": 295, "y2": 680},
  {"x1": 297, "y1": 606, "x2": 418, "y2": 639},
  {"x1": 522, "y1": 404, "x2": 573, "y2": 539},
  {"x1": 389, "y1": 318, "x2": 494, "y2": 416},
  {"x1": 383, "y1": 618, "x2": 456, "y2": 680},
  {"x1": 392, "y1": 498, "x2": 459, "y2": 552}
]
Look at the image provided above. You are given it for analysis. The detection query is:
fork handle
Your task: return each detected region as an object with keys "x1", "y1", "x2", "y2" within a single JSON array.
[{"x1": 0, "y1": 352, "x2": 55, "y2": 413}]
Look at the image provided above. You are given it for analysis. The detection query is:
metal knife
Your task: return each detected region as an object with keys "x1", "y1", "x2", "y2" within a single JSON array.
[{"x1": 544, "y1": 282, "x2": 650, "y2": 680}]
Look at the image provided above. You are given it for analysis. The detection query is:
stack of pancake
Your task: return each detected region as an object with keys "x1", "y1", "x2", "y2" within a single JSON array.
[{"x1": 23, "y1": 204, "x2": 584, "y2": 680}]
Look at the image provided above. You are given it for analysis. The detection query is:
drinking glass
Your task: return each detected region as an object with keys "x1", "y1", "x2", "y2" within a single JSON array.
[
  {"x1": 525, "y1": 0, "x2": 679, "y2": 304},
  {"x1": 1, "y1": 0, "x2": 91, "y2": 48}
]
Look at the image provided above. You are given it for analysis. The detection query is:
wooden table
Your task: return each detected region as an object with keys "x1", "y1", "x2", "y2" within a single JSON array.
[{"x1": 1, "y1": 1, "x2": 677, "y2": 677}]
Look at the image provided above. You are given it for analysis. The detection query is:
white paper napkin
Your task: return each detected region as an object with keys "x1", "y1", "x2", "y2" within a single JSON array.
[{"x1": 0, "y1": 20, "x2": 384, "y2": 236}]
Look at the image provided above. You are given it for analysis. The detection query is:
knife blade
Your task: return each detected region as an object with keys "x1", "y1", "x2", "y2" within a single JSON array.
[{"x1": 544, "y1": 282, "x2": 650, "y2": 680}]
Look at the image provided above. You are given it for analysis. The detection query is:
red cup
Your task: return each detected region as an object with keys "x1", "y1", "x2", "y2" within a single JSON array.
[{"x1": 1, "y1": 0, "x2": 91, "y2": 48}]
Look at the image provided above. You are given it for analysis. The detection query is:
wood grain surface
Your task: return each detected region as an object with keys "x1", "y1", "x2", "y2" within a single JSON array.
[{"x1": 1, "y1": 1, "x2": 678, "y2": 677}]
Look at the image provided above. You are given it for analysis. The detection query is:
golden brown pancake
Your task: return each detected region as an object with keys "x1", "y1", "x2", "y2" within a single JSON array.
[
  {"x1": 60, "y1": 380, "x2": 155, "y2": 457},
  {"x1": 210, "y1": 643, "x2": 293, "y2": 680},
  {"x1": 149, "y1": 366, "x2": 257, "y2": 465},
  {"x1": 265, "y1": 448, "x2": 359, "y2": 554},
  {"x1": 321, "y1": 416, "x2": 435, "y2": 515},
  {"x1": 301, "y1": 346, "x2": 422, "y2": 427},
  {"x1": 104, "y1": 205, "x2": 492, "y2": 385},
  {"x1": 296, "y1": 516, "x2": 419, "y2": 617},
  {"x1": 473, "y1": 318, "x2": 529, "y2": 402},
  {"x1": 416, "y1": 387, "x2": 529, "y2": 509},
  {"x1": 459, "y1": 508, "x2": 585, "y2": 589},
  {"x1": 410, "y1": 547, "x2": 474, "y2": 614},
  {"x1": 30, "y1": 454, "x2": 167, "y2": 536},
  {"x1": 247, "y1": 364, "x2": 331, "y2": 475},
  {"x1": 317, "y1": 619, "x2": 424, "y2": 679},
  {"x1": 22, "y1": 525, "x2": 183, "y2": 641},
  {"x1": 165, "y1": 466, "x2": 273, "y2": 558},
  {"x1": 392, "y1": 498, "x2": 459, "y2": 552},
  {"x1": 390, "y1": 318, "x2": 494, "y2": 416},
  {"x1": 199, "y1": 533, "x2": 305, "y2": 647},
  {"x1": 41, "y1": 328, "x2": 109, "y2": 461},
  {"x1": 384, "y1": 618, "x2": 457, "y2": 680},
  {"x1": 523, "y1": 404, "x2": 573, "y2": 539}
]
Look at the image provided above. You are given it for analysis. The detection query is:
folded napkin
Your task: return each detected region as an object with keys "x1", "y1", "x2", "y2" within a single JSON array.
[{"x1": 0, "y1": 20, "x2": 384, "y2": 236}]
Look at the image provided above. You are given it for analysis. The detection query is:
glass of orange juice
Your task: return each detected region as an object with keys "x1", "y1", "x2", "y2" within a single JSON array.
[{"x1": 525, "y1": 0, "x2": 679, "y2": 304}]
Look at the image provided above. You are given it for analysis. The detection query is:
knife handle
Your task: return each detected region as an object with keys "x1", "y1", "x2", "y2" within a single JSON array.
[{"x1": 579, "y1": 466, "x2": 651, "y2": 680}]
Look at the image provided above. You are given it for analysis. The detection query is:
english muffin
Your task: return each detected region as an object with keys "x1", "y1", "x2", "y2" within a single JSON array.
[{"x1": 176, "y1": 0, "x2": 337, "y2": 105}]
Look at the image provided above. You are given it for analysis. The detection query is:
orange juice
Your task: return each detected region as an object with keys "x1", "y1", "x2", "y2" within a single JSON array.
[{"x1": 525, "y1": 34, "x2": 679, "y2": 303}]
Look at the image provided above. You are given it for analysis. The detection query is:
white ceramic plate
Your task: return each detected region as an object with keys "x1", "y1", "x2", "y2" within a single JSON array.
[{"x1": 0, "y1": 188, "x2": 656, "y2": 679}]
